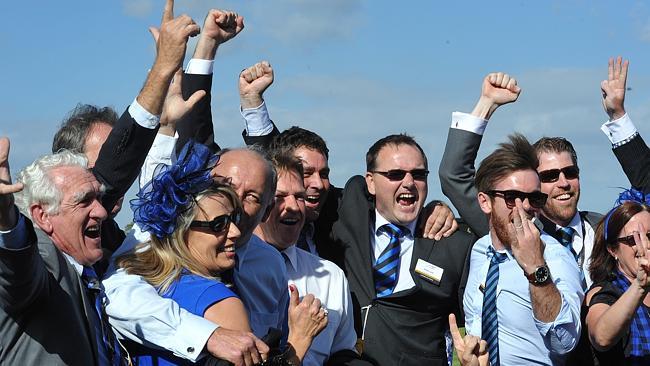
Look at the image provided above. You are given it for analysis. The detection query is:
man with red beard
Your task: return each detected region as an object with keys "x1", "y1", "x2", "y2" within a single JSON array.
[
  {"x1": 462, "y1": 134, "x2": 583, "y2": 365},
  {"x1": 439, "y1": 72, "x2": 601, "y2": 288}
]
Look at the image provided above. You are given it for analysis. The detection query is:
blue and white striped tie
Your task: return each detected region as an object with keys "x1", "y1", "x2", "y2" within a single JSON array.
[
  {"x1": 482, "y1": 246, "x2": 508, "y2": 366},
  {"x1": 374, "y1": 224, "x2": 405, "y2": 298}
]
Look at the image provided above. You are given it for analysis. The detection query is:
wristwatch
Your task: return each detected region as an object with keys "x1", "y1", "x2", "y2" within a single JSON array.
[{"x1": 526, "y1": 263, "x2": 551, "y2": 285}]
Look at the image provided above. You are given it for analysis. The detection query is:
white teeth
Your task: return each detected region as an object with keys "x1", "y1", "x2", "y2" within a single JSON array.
[
  {"x1": 223, "y1": 246, "x2": 235, "y2": 253},
  {"x1": 399, "y1": 193, "x2": 415, "y2": 198},
  {"x1": 555, "y1": 194, "x2": 571, "y2": 200}
]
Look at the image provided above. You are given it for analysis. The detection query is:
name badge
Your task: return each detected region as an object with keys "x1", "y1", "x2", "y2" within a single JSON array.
[{"x1": 415, "y1": 258, "x2": 444, "y2": 285}]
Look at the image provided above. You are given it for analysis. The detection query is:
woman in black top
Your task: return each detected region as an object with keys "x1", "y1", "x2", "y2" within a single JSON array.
[{"x1": 586, "y1": 198, "x2": 650, "y2": 365}]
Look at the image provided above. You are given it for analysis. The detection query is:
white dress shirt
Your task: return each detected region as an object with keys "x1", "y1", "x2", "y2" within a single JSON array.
[
  {"x1": 282, "y1": 245, "x2": 358, "y2": 366},
  {"x1": 600, "y1": 113, "x2": 637, "y2": 146},
  {"x1": 371, "y1": 211, "x2": 417, "y2": 293},
  {"x1": 464, "y1": 233, "x2": 584, "y2": 365}
]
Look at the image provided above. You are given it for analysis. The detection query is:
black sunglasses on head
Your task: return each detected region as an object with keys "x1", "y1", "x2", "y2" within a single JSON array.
[
  {"x1": 372, "y1": 169, "x2": 429, "y2": 181},
  {"x1": 538, "y1": 165, "x2": 580, "y2": 183},
  {"x1": 616, "y1": 232, "x2": 650, "y2": 247},
  {"x1": 190, "y1": 211, "x2": 241, "y2": 233},
  {"x1": 486, "y1": 189, "x2": 548, "y2": 209}
]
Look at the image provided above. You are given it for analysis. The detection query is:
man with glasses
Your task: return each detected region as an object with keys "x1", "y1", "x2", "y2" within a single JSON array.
[
  {"x1": 328, "y1": 134, "x2": 475, "y2": 365},
  {"x1": 439, "y1": 72, "x2": 601, "y2": 288},
  {"x1": 463, "y1": 134, "x2": 583, "y2": 365}
]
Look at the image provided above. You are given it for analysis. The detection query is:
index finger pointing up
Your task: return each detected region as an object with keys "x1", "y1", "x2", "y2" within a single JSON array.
[{"x1": 162, "y1": 0, "x2": 174, "y2": 23}]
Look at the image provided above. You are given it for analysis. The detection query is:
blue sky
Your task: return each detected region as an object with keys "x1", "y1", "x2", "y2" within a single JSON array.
[{"x1": 2, "y1": 0, "x2": 650, "y2": 226}]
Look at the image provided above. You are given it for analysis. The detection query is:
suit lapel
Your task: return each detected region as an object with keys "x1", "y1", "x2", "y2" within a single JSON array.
[{"x1": 408, "y1": 237, "x2": 436, "y2": 291}]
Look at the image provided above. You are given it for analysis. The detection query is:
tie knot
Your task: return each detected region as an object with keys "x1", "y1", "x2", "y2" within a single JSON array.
[
  {"x1": 557, "y1": 226, "x2": 576, "y2": 247},
  {"x1": 487, "y1": 246, "x2": 508, "y2": 264},
  {"x1": 82, "y1": 266, "x2": 100, "y2": 290},
  {"x1": 380, "y1": 223, "x2": 407, "y2": 239}
]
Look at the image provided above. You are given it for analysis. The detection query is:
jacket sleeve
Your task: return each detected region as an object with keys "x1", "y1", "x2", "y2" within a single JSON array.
[{"x1": 438, "y1": 128, "x2": 489, "y2": 237}]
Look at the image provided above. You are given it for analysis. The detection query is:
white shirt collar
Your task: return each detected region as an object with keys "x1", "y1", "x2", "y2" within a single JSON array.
[
  {"x1": 554, "y1": 211, "x2": 583, "y2": 238},
  {"x1": 374, "y1": 209, "x2": 417, "y2": 237},
  {"x1": 62, "y1": 252, "x2": 84, "y2": 276}
]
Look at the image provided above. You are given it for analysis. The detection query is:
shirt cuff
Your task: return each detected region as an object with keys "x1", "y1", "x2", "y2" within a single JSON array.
[
  {"x1": 241, "y1": 101, "x2": 274, "y2": 136},
  {"x1": 451, "y1": 111, "x2": 488, "y2": 135},
  {"x1": 533, "y1": 293, "x2": 579, "y2": 353},
  {"x1": 129, "y1": 98, "x2": 160, "y2": 130},
  {"x1": 172, "y1": 315, "x2": 218, "y2": 361},
  {"x1": 600, "y1": 113, "x2": 637, "y2": 145},
  {"x1": 186, "y1": 59, "x2": 214, "y2": 75},
  {"x1": 0, "y1": 209, "x2": 28, "y2": 250}
]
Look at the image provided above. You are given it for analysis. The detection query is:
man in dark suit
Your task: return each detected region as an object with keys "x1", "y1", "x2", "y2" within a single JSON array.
[
  {"x1": 439, "y1": 72, "x2": 601, "y2": 289},
  {"x1": 0, "y1": 4, "x2": 200, "y2": 364},
  {"x1": 329, "y1": 134, "x2": 474, "y2": 366}
]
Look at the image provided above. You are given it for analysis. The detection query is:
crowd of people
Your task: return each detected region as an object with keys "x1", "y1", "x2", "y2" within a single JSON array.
[{"x1": 1, "y1": 1, "x2": 650, "y2": 365}]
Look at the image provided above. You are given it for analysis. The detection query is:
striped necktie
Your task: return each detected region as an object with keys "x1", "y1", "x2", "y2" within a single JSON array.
[
  {"x1": 557, "y1": 226, "x2": 578, "y2": 261},
  {"x1": 82, "y1": 266, "x2": 123, "y2": 366},
  {"x1": 374, "y1": 224, "x2": 406, "y2": 298},
  {"x1": 482, "y1": 246, "x2": 508, "y2": 366}
]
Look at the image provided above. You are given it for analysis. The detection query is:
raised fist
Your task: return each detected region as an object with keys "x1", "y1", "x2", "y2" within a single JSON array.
[{"x1": 481, "y1": 72, "x2": 521, "y2": 107}]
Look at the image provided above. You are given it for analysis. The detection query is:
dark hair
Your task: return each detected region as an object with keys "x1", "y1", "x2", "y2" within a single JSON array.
[
  {"x1": 366, "y1": 134, "x2": 427, "y2": 171},
  {"x1": 533, "y1": 137, "x2": 578, "y2": 167},
  {"x1": 270, "y1": 126, "x2": 329, "y2": 159},
  {"x1": 269, "y1": 148, "x2": 304, "y2": 178},
  {"x1": 475, "y1": 133, "x2": 539, "y2": 193},
  {"x1": 52, "y1": 104, "x2": 118, "y2": 153},
  {"x1": 590, "y1": 202, "x2": 650, "y2": 283}
]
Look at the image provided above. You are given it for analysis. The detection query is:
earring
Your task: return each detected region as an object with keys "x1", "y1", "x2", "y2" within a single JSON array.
[{"x1": 615, "y1": 256, "x2": 619, "y2": 261}]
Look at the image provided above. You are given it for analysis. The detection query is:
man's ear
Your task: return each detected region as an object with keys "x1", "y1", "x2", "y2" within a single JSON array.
[
  {"x1": 30, "y1": 204, "x2": 53, "y2": 234},
  {"x1": 365, "y1": 172, "x2": 375, "y2": 196},
  {"x1": 477, "y1": 192, "x2": 492, "y2": 215}
]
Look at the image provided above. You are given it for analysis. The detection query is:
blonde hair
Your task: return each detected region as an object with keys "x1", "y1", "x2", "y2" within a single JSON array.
[{"x1": 116, "y1": 183, "x2": 241, "y2": 294}]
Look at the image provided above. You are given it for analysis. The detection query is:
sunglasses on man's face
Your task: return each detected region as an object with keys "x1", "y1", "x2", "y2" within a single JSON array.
[
  {"x1": 190, "y1": 211, "x2": 241, "y2": 233},
  {"x1": 486, "y1": 189, "x2": 548, "y2": 209},
  {"x1": 616, "y1": 232, "x2": 650, "y2": 247},
  {"x1": 538, "y1": 165, "x2": 580, "y2": 183},
  {"x1": 372, "y1": 169, "x2": 429, "y2": 181}
]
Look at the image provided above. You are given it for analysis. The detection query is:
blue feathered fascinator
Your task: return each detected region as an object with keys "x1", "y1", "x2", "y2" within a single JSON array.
[
  {"x1": 131, "y1": 141, "x2": 219, "y2": 239},
  {"x1": 604, "y1": 187, "x2": 650, "y2": 242}
]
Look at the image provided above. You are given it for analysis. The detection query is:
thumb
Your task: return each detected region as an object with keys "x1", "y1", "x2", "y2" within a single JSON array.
[
  {"x1": 185, "y1": 90, "x2": 207, "y2": 110},
  {"x1": 149, "y1": 26, "x2": 160, "y2": 45},
  {"x1": 600, "y1": 80, "x2": 609, "y2": 94},
  {"x1": 289, "y1": 284, "x2": 299, "y2": 308}
]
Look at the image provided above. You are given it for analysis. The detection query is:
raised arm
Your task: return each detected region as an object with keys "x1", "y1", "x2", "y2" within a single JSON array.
[
  {"x1": 600, "y1": 56, "x2": 650, "y2": 193},
  {"x1": 175, "y1": 9, "x2": 245, "y2": 154},
  {"x1": 92, "y1": 0, "x2": 199, "y2": 213},
  {"x1": 0, "y1": 138, "x2": 43, "y2": 314},
  {"x1": 439, "y1": 72, "x2": 521, "y2": 237},
  {"x1": 239, "y1": 61, "x2": 281, "y2": 148}
]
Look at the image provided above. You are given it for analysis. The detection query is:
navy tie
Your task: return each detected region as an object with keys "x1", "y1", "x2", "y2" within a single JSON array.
[
  {"x1": 557, "y1": 227, "x2": 578, "y2": 261},
  {"x1": 482, "y1": 246, "x2": 508, "y2": 366},
  {"x1": 374, "y1": 224, "x2": 406, "y2": 298},
  {"x1": 82, "y1": 266, "x2": 122, "y2": 366}
]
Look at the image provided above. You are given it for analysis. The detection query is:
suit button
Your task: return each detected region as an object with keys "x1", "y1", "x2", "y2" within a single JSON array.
[{"x1": 187, "y1": 347, "x2": 195, "y2": 353}]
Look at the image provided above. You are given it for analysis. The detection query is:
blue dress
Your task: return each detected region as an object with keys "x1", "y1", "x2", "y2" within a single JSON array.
[{"x1": 131, "y1": 273, "x2": 238, "y2": 366}]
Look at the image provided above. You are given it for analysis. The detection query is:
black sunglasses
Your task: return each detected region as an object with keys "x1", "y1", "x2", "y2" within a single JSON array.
[
  {"x1": 616, "y1": 232, "x2": 650, "y2": 247},
  {"x1": 372, "y1": 169, "x2": 429, "y2": 181},
  {"x1": 487, "y1": 190, "x2": 548, "y2": 209},
  {"x1": 190, "y1": 211, "x2": 241, "y2": 233},
  {"x1": 538, "y1": 165, "x2": 580, "y2": 183}
]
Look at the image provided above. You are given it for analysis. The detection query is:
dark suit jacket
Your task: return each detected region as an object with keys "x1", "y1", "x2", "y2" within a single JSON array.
[
  {"x1": 330, "y1": 176, "x2": 473, "y2": 366},
  {"x1": 92, "y1": 106, "x2": 158, "y2": 274},
  {"x1": 0, "y1": 218, "x2": 101, "y2": 365},
  {"x1": 613, "y1": 133, "x2": 650, "y2": 194}
]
